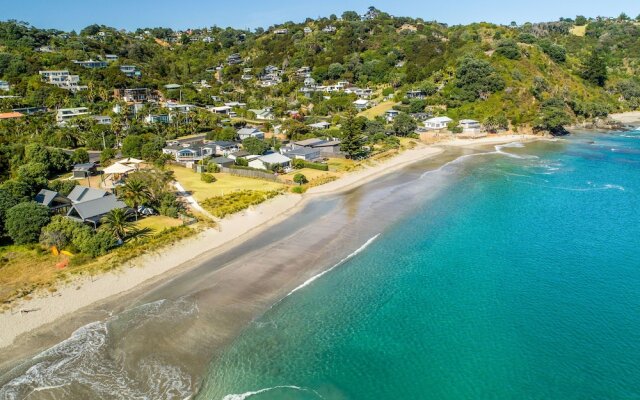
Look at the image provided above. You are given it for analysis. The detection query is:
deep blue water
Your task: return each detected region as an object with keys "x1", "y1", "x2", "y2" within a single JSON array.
[{"x1": 198, "y1": 131, "x2": 640, "y2": 400}]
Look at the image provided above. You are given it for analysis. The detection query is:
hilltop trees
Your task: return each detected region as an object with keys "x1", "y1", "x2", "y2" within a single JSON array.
[
  {"x1": 534, "y1": 98, "x2": 572, "y2": 135},
  {"x1": 392, "y1": 113, "x2": 417, "y2": 136},
  {"x1": 454, "y1": 57, "x2": 505, "y2": 102},
  {"x1": 581, "y1": 51, "x2": 608, "y2": 87},
  {"x1": 495, "y1": 39, "x2": 521, "y2": 60}
]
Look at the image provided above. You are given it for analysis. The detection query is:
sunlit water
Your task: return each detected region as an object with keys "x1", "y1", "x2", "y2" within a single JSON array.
[{"x1": 198, "y1": 131, "x2": 640, "y2": 399}]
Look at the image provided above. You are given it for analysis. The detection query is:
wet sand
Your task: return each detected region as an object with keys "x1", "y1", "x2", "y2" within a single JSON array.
[{"x1": 0, "y1": 135, "x2": 540, "y2": 398}]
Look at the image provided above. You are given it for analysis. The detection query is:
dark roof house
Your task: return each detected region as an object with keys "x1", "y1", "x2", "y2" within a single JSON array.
[
  {"x1": 67, "y1": 186, "x2": 110, "y2": 204},
  {"x1": 67, "y1": 196, "x2": 127, "y2": 227},
  {"x1": 35, "y1": 189, "x2": 72, "y2": 213}
]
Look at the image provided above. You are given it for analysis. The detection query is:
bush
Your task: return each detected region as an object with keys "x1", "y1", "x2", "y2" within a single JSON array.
[
  {"x1": 235, "y1": 157, "x2": 249, "y2": 167},
  {"x1": 206, "y1": 162, "x2": 220, "y2": 173},
  {"x1": 293, "y1": 173, "x2": 308, "y2": 185},
  {"x1": 201, "y1": 173, "x2": 217, "y2": 183},
  {"x1": 40, "y1": 215, "x2": 92, "y2": 250},
  {"x1": 495, "y1": 39, "x2": 521, "y2": 60},
  {"x1": 291, "y1": 186, "x2": 306, "y2": 194},
  {"x1": 6, "y1": 202, "x2": 51, "y2": 244},
  {"x1": 76, "y1": 230, "x2": 118, "y2": 257},
  {"x1": 303, "y1": 161, "x2": 329, "y2": 171},
  {"x1": 202, "y1": 190, "x2": 280, "y2": 218},
  {"x1": 292, "y1": 159, "x2": 305, "y2": 169}
]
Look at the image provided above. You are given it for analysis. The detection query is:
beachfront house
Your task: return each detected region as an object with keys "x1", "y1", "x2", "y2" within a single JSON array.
[
  {"x1": 67, "y1": 186, "x2": 111, "y2": 204},
  {"x1": 284, "y1": 147, "x2": 321, "y2": 161},
  {"x1": 67, "y1": 196, "x2": 127, "y2": 228},
  {"x1": 72, "y1": 162, "x2": 98, "y2": 179},
  {"x1": 237, "y1": 127, "x2": 265, "y2": 140},
  {"x1": 34, "y1": 189, "x2": 72, "y2": 214},
  {"x1": 248, "y1": 153, "x2": 292, "y2": 171},
  {"x1": 424, "y1": 116, "x2": 453, "y2": 131},
  {"x1": 459, "y1": 119, "x2": 481, "y2": 133}
]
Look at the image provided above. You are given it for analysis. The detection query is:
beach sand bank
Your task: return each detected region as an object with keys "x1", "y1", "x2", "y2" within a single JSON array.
[
  {"x1": 0, "y1": 134, "x2": 538, "y2": 352},
  {"x1": 609, "y1": 111, "x2": 640, "y2": 124}
]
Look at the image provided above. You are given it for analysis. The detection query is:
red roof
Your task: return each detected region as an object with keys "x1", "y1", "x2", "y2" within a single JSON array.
[{"x1": 0, "y1": 112, "x2": 24, "y2": 119}]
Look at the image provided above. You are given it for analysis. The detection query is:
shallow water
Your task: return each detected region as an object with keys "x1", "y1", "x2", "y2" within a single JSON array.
[{"x1": 197, "y1": 132, "x2": 640, "y2": 399}]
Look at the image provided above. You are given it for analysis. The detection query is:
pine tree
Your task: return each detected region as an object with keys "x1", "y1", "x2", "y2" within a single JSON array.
[
  {"x1": 582, "y1": 51, "x2": 608, "y2": 87},
  {"x1": 340, "y1": 109, "x2": 362, "y2": 159}
]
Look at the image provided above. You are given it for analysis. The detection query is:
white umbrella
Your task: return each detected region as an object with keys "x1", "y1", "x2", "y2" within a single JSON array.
[
  {"x1": 118, "y1": 157, "x2": 144, "y2": 164},
  {"x1": 103, "y1": 162, "x2": 135, "y2": 174}
]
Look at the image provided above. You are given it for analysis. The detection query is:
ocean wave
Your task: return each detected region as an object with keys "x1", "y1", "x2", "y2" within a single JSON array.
[
  {"x1": 510, "y1": 179, "x2": 625, "y2": 192},
  {"x1": 280, "y1": 233, "x2": 381, "y2": 300},
  {"x1": 222, "y1": 385, "x2": 321, "y2": 400},
  {"x1": 0, "y1": 298, "x2": 198, "y2": 400}
]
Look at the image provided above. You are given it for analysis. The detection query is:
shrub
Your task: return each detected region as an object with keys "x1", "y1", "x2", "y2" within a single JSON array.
[
  {"x1": 201, "y1": 173, "x2": 217, "y2": 183},
  {"x1": 495, "y1": 39, "x2": 521, "y2": 60},
  {"x1": 293, "y1": 173, "x2": 308, "y2": 185},
  {"x1": 76, "y1": 230, "x2": 118, "y2": 257},
  {"x1": 206, "y1": 162, "x2": 220, "y2": 173},
  {"x1": 202, "y1": 190, "x2": 281, "y2": 218},
  {"x1": 40, "y1": 215, "x2": 92, "y2": 250},
  {"x1": 6, "y1": 202, "x2": 51, "y2": 244},
  {"x1": 302, "y1": 161, "x2": 329, "y2": 171},
  {"x1": 291, "y1": 186, "x2": 306, "y2": 194}
]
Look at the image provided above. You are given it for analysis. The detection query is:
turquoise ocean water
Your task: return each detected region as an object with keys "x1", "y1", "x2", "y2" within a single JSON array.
[{"x1": 199, "y1": 131, "x2": 640, "y2": 400}]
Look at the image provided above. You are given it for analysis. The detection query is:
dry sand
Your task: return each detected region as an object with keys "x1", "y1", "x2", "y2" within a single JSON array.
[
  {"x1": 0, "y1": 134, "x2": 538, "y2": 349},
  {"x1": 609, "y1": 111, "x2": 640, "y2": 124}
]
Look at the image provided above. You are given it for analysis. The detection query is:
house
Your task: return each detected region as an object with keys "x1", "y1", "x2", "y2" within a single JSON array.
[
  {"x1": 120, "y1": 65, "x2": 141, "y2": 78},
  {"x1": 56, "y1": 107, "x2": 90, "y2": 125},
  {"x1": 145, "y1": 114, "x2": 171, "y2": 124},
  {"x1": 164, "y1": 102, "x2": 195, "y2": 113},
  {"x1": 211, "y1": 141, "x2": 239, "y2": 156},
  {"x1": 424, "y1": 116, "x2": 453, "y2": 130},
  {"x1": 72, "y1": 163, "x2": 98, "y2": 178},
  {"x1": 67, "y1": 186, "x2": 111, "y2": 204},
  {"x1": 67, "y1": 196, "x2": 127, "y2": 228},
  {"x1": 406, "y1": 90, "x2": 426, "y2": 99},
  {"x1": 209, "y1": 156, "x2": 234, "y2": 168},
  {"x1": 113, "y1": 102, "x2": 145, "y2": 115},
  {"x1": 249, "y1": 108, "x2": 275, "y2": 120},
  {"x1": 459, "y1": 119, "x2": 481, "y2": 133},
  {"x1": 0, "y1": 81, "x2": 9, "y2": 91},
  {"x1": 224, "y1": 101, "x2": 247, "y2": 108},
  {"x1": 285, "y1": 147, "x2": 321, "y2": 161},
  {"x1": 162, "y1": 141, "x2": 238, "y2": 162},
  {"x1": 248, "y1": 153, "x2": 291, "y2": 171},
  {"x1": 274, "y1": 28, "x2": 289, "y2": 35},
  {"x1": 322, "y1": 25, "x2": 337, "y2": 33},
  {"x1": 313, "y1": 140, "x2": 342, "y2": 155},
  {"x1": 308, "y1": 121, "x2": 330, "y2": 130},
  {"x1": 114, "y1": 88, "x2": 156, "y2": 103},
  {"x1": 73, "y1": 59, "x2": 107, "y2": 68},
  {"x1": 34, "y1": 189, "x2": 72, "y2": 213},
  {"x1": 93, "y1": 115, "x2": 112, "y2": 125},
  {"x1": 105, "y1": 54, "x2": 119, "y2": 62},
  {"x1": 39, "y1": 70, "x2": 86, "y2": 92},
  {"x1": 304, "y1": 77, "x2": 316, "y2": 87},
  {"x1": 292, "y1": 138, "x2": 325, "y2": 149},
  {"x1": 208, "y1": 105, "x2": 232, "y2": 115},
  {"x1": 410, "y1": 112, "x2": 432, "y2": 122},
  {"x1": 164, "y1": 83, "x2": 182, "y2": 90},
  {"x1": 227, "y1": 53, "x2": 243, "y2": 65},
  {"x1": 227, "y1": 150, "x2": 250, "y2": 160},
  {"x1": 238, "y1": 127, "x2": 265, "y2": 140},
  {"x1": 353, "y1": 99, "x2": 370, "y2": 110},
  {"x1": 303, "y1": 27, "x2": 312, "y2": 34},
  {"x1": 385, "y1": 109, "x2": 400, "y2": 122},
  {"x1": 13, "y1": 106, "x2": 47, "y2": 115}
]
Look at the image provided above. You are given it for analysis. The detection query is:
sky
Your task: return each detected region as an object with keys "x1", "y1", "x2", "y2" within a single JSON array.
[{"x1": 3, "y1": 0, "x2": 640, "y2": 32}]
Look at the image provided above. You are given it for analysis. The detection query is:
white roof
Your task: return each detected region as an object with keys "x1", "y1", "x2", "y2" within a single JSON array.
[
  {"x1": 353, "y1": 99, "x2": 369, "y2": 105},
  {"x1": 118, "y1": 157, "x2": 144, "y2": 164},
  {"x1": 258, "y1": 153, "x2": 291, "y2": 164},
  {"x1": 426, "y1": 116, "x2": 453, "y2": 123},
  {"x1": 103, "y1": 162, "x2": 135, "y2": 174},
  {"x1": 459, "y1": 119, "x2": 479, "y2": 124}
]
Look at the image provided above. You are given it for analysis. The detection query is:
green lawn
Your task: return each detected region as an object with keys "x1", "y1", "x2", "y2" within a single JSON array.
[
  {"x1": 134, "y1": 215, "x2": 183, "y2": 233},
  {"x1": 169, "y1": 165, "x2": 285, "y2": 202}
]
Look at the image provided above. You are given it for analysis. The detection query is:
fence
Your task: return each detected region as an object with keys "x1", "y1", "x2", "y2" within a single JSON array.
[{"x1": 220, "y1": 167, "x2": 281, "y2": 182}]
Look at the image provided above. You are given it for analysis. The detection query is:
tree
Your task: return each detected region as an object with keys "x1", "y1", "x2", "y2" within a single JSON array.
[
  {"x1": 72, "y1": 148, "x2": 90, "y2": 164},
  {"x1": 100, "y1": 148, "x2": 116, "y2": 165},
  {"x1": 534, "y1": 98, "x2": 572, "y2": 135},
  {"x1": 5, "y1": 202, "x2": 50, "y2": 244},
  {"x1": 340, "y1": 110, "x2": 363, "y2": 159},
  {"x1": 0, "y1": 188, "x2": 19, "y2": 234},
  {"x1": 327, "y1": 63, "x2": 345, "y2": 79},
  {"x1": 575, "y1": 15, "x2": 588, "y2": 26},
  {"x1": 293, "y1": 173, "x2": 308, "y2": 185},
  {"x1": 342, "y1": 11, "x2": 360, "y2": 21},
  {"x1": 40, "y1": 215, "x2": 92, "y2": 250},
  {"x1": 582, "y1": 51, "x2": 607, "y2": 87},
  {"x1": 100, "y1": 208, "x2": 134, "y2": 242},
  {"x1": 242, "y1": 137, "x2": 269, "y2": 155},
  {"x1": 393, "y1": 113, "x2": 417, "y2": 136},
  {"x1": 120, "y1": 178, "x2": 150, "y2": 214},
  {"x1": 455, "y1": 57, "x2": 505, "y2": 101},
  {"x1": 539, "y1": 40, "x2": 566, "y2": 63},
  {"x1": 483, "y1": 115, "x2": 509, "y2": 133},
  {"x1": 495, "y1": 39, "x2": 521, "y2": 60},
  {"x1": 121, "y1": 135, "x2": 144, "y2": 158},
  {"x1": 16, "y1": 162, "x2": 49, "y2": 188}
]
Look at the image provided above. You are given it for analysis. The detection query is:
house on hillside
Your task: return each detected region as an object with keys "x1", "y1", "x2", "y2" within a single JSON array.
[
  {"x1": 248, "y1": 153, "x2": 291, "y2": 171},
  {"x1": 67, "y1": 186, "x2": 110, "y2": 204},
  {"x1": 308, "y1": 121, "x2": 330, "y2": 130},
  {"x1": 114, "y1": 88, "x2": 157, "y2": 103},
  {"x1": 93, "y1": 115, "x2": 112, "y2": 125},
  {"x1": 249, "y1": 108, "x2": 275, "y2": 120},
  {"x1": 56, "y1": 107, "x2": 90, "y2": 125},
  {"x1": 0, "y1": 81, "x2": 9, "y2": 91},
  {"x1": 144, "y1": 114, "x2": 171, "y2": 124},
  {"x1": 424, "y1": 116, "x2": 453, "y2": 130},
  {"x1": 105, "y1": 54, "x2": 119, "y2": 62},
  {"x1": 284, "y1": 147, "x2": 321, "y2": 161},
  {"x1": 353, "y1": 99, "x2": 370, "y2": 110},
  {"x1": 237, "y1": 127, "x2": 265, "y2": 140},
  {"x1": 385, "y1": 109, "x2": 400, "y2": 122},
  {"x1": 67, "y1": 196, "x2": 127, "y2": 228},
  {"x1": 120, "y1": 65, "x2": 141, "y2": 78},
  {"x1": 406, "y1": 90, "x2": 427, "y2": 99},
  {"x1": 73, "y1": 59, "x2": 107, "y2": 68},
  {"x1": 459, "y1": 119, "x2": 481, "y2": 133}
]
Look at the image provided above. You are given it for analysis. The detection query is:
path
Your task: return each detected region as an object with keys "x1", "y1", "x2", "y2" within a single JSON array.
[{"x1": 173, "y1": 181, "x2": 216, "y2": 220}]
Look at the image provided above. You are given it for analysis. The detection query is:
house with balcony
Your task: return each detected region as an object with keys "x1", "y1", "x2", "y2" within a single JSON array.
[
  {"x1": 237, "y1": 127, "x2": 265, "y2": 140},
  {"x1": 144, "y1": 114, "x2": 171, "y2": 124},
  {"x1": 73, "y1": 59, "x2": 108, "y2": 68},
  {"x1": 120, "y1": 65, "x2": 141, "y2": 78},
  {"x1": 424, "y1": 116, "x2": 453, "y2": 130},
  {"x1": 56, "y1": 107, "x2": 90, "y2": 125}
]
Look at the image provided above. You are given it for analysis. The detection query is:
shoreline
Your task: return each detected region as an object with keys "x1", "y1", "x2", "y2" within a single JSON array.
[
  {"x1": 609, "y1": 111, "x2": 640, "y2": 125},
  {"x1": 0, "y1": 134, "x2": 539, "y2": 351}
]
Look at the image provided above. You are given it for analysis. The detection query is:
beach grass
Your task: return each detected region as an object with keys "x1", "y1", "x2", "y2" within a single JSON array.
[
  {"x1": 169, "y1": 165, "x2": 285, "y2": 202},
  {"x1": 201, "y1": 190, "x2": 281, "y2": 218},
  {"x1": 134, "y1": 215, "x2": 184, "y2": 233},
  {"x1": 569, "y1": 25, "x2": 587, "y2": 36},
  {"x1": 358, "y1": 101, "x2": 398, "y2": 119}
]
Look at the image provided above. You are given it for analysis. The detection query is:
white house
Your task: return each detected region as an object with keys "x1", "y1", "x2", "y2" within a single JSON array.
[
  {"x1": 237, "y1": 127, "x2": 265, "y2": 140},
  {"x1": 424, "y1": 116, "x2": 453, "y2": 130},
  {"x1": 385, "y1": 109, "x2": 400, "y2": 122},
  {"x1": 308, "y1": 121, "x2": 330, "y2": 130},
  {"x1": 0, "y1": 81, "x2": 9, "y2": 91},
  {"x1": 209, "y1": 105, "x2": 232, "y2": 115},
  {"x1": 93, "y1": 115, "x2": 112, "y2": 125},
  {"x1": 249, "y1": 108, "x2": 275, "y2": 120},
  {"x1": 353, "y1": 99, "x2": 370, "y2": 110},
  {"x1": 284, "y1": 147, "x2": 321, "y2": 161},
  {"x1": 56, "y1": 107, "x2": 90, "y2": 125},
  {"x1": 248, "y1": 153, "x2": 291, "y2": 170},
  {"x1": 459, "y1": 119, "x2": 481, "y2": 133}
]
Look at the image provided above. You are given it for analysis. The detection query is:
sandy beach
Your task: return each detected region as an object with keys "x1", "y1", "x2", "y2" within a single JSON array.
[
  {"x1": 0, "y1": 134, "x2": 538, "y2": 351},
  {"x1": 609, "y1": 111, "x2": 640, "y2": 124}
]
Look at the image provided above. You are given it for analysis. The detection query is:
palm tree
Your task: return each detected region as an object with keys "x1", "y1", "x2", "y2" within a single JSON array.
[
  {"x1": 100, "y1": 208, "x2": 134, "y2": 242},
  {"x1": 120, "y1": 178, "x2": 151, "y2": 216}
]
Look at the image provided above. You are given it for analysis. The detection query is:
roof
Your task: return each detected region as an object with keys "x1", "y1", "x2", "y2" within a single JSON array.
[
  {"x1": 35, "y1": 189, "x2": 60, "y2": 207},
  {"x1": 73, "y1": 162, "x2": 96, "y2": 171},
  {"x1": 308, "y1": 122, "x2": 330, "y2": 129},
  {"x1": 258, "y1": 153, "x2": 291, "y2": 164},
  {"x1": 459, "y1": 119, "x2": 480, "y2": 124},
  {"x1": 313, "y1": 140, "x2": 341, "y2": 147},
  {"x1": 237, "y1": 127, "x2": 263, "y2": 136},
  {"x1": 164, "y1": 83, "x2": 182, "y2": 89},
  {"x1": 426, "y1": 116, "x2": 453, "y2": 123},
  {"x1": 0, "y1": 112, "x2": 24, "y2": 119},
  {"x1": 212, "y1": 141, "x2": 237, "y2": 148},
  {"x1": 286, "y1": 147, "x2": 321, "y2": 156},
  {"x1": 353, "y1": 99, "x2": 369, "y2": 105},
  {"x1": 211, "y1": 156, "x2": 233, "y2": 164},
  {"x1": 68, "y1": 196, "x2": 126, "y2": 221},
  {"x1": 294, "y1": 138, "x2": 326, "y2": 147},
  {"x1": 67, "y1": 186, "x2": 110, "y2": 204},
  {"x1": 102, "y1": 162, "x2": 135, "y2": 174},
  {"x1": 232, "y1": 150, "x2": 250, "y2": 157}
]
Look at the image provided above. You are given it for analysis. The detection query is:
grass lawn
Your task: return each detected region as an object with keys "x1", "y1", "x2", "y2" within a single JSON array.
[
  {"x1": 134, "y1": 215, "x2": 183, "y2": 233},
  {"x1": 169, "y1": 165, "x2": 285, "y2": 202},
  {"x1": 281, "y1": 168, "x2": 339, "y2": 184},
  {"x1": 358, "y1": 101, "x2": 398, "y2": 120},
  {"x1": 327, "y1": 158, "x2": 359, "y2": 173},
  {"x1": 569, "y1": 25, "x2": 587, "y2": 37}
]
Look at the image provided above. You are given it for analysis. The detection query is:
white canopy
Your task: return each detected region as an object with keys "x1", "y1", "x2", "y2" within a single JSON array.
[
  {"x1": 118, "y1": 157, "x2": 144, "y2": 164},
  {"x1": 103, "y1": 162, "x2": 135, "y2": 174}
]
